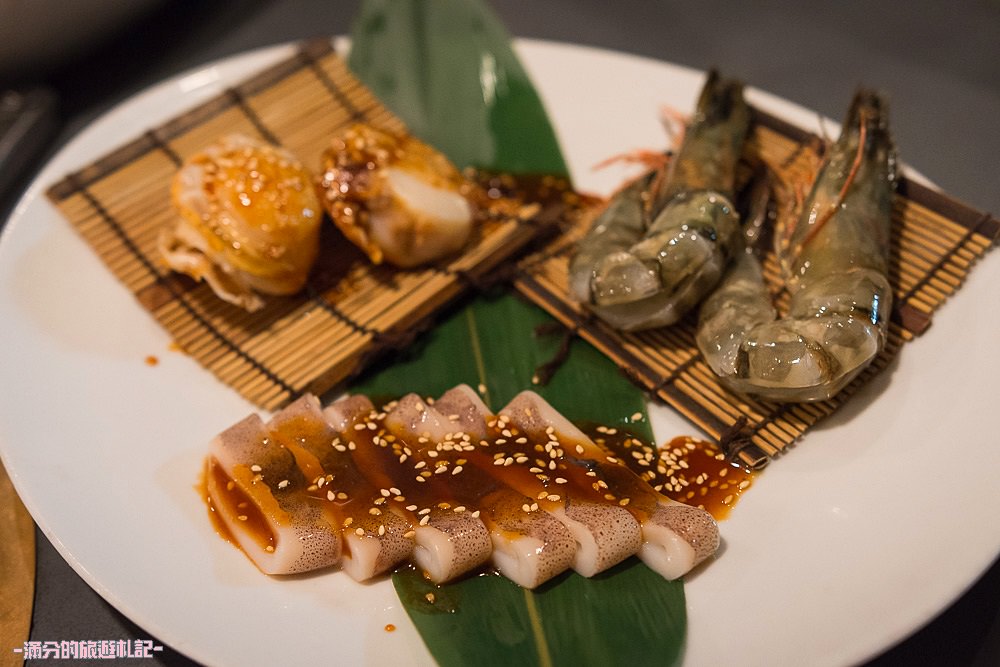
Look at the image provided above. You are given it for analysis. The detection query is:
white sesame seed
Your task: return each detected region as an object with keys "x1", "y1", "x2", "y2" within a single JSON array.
[
  {"x1": 277, "y1": 479, "x2": 289, "y2": 489},
  {"x1": 327, "y1": 490, "x2": 336, "y2": 501},
  {"x1": 250, "y1": 464, "x2": 262, "y2": 472},
  {"x1": 355, "y1": 527, "x2": 365, "y2": 536}
]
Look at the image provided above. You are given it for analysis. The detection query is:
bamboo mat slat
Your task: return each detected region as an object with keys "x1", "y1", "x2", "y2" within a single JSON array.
[
  {"x1": 46, "y1": 39, "x2": 548, "y2": 412},
  {"x1": 514, "y1": 110, "x2": 999, "y2": 468}
]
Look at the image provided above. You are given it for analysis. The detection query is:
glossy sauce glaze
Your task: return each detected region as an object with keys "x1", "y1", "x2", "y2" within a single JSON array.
[
  {"x1": 587, "y1": 426, "x2": 755, "y2": 520},
  {"x1": 202, "y1": 392, "x2": 740, "y2": 580},
  {"x1": 202, "y1": 457, "x2": 276, "y2": 552}
]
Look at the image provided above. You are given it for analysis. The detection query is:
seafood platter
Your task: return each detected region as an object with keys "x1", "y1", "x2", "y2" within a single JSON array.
[{"x1": 2, "y1": 2, "x2": 999, "y2": 666}]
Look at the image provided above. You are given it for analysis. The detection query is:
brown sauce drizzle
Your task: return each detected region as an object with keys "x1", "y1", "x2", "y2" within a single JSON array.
[
  {"x1": 586, "y1": 426, "x2": 755, "y2": 520},
  {"x1": 200, "y1": 397, "x2": 753, "y2": 573},
  {"x1": 202, "y1": 457, "x2": 277, "y2": 551}
]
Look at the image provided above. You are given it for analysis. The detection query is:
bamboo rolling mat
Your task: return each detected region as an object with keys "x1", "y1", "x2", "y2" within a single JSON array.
[
  {"x1": 46, "y1": 39, "x2": 553, "y2": 412},
  {"x1": 44, "y1": 37, "x2": 999, "y2": 467},
  {"x1": 514, "y1": 110, "x2": 1000, "y2": 469}
]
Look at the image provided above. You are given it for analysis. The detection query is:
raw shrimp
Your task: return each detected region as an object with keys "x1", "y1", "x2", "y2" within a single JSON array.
[
  {"x1": 569, "y1": 70, "x2": 751, "y2": 331},
  {"x1": 696, "y1": 89, "x2": 896, "y2": 402}
]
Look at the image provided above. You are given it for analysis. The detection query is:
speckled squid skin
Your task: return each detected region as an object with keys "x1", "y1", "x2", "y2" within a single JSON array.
[
  {"x1": 206, "y1": 413, "x2": 342, "y2": 575},
  {"x1": 273, "y1": 394, "x2": 415, "y2": 581},
  {"x1": 415, "y1": 510, "x2": 493, "y2": 583},
  {"x1": 204, "y1": 386, "x2": 721, "y2": 585},
  {"x1": 383, "y1": 390, "x2": 578, "y2": 589},
  {"x1": 499, "y1": 391, "x2": 720, "y2": 579}
]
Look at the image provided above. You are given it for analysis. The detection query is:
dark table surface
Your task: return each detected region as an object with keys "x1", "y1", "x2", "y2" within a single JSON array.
[{"x1": 3, "y1": 1, "x2": 999, "y2": 665}]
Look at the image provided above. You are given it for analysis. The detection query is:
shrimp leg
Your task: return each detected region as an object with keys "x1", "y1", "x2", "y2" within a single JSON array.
[
  {"x1": 569, "y1": 70, "x2": 751, "y2": 331},
  {"x1": 696, "y1": 89, "x2": 896, "y2": 402}
]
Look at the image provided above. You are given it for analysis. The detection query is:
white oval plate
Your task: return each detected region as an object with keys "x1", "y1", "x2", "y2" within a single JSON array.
[{"x1": 1, "y1": 39, "x2": 998, "y2": 667}]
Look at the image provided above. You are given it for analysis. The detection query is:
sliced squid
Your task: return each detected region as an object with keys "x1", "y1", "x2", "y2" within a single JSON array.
[
  {"x1": 269, "y1": 395, "x2": 413, "y2": 582},
  {"x1": 205, "y1": 413, "x2": 341, "y2": 575},
  {"x1": 202, "y1": 386, "x2": 721, "y2": 586},
  {"x1": 331, "y1": 395, "x2": 493, "y2": 584},
  {"x1": 384, "y1": 392, "x2": 577, "y2": 589},
  {"x1": 499, "y1": 391, "x2": 720, "y2": 579},
  {"x1": 433, "y1": 386, "x2": 643, "y2": 578}
]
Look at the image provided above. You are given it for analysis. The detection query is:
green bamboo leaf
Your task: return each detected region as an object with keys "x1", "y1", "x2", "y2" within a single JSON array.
[
  {"x1": 348, "y1": 0, "x2": 568, "y2": 176},
  {"x1": 392, "y1": 560, "x2": 686, "y2": 667},
  {"x1": 347, "y1": 1, "x2": 686, "y2": 664}
]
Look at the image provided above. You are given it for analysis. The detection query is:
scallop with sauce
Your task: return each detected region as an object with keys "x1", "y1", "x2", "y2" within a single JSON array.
[
  {"x1": 161, "y1": 134, "x2": 323, "y2": 311},
  {"x1": 315, "y1": 123, "x2": 474, "y2": 268}
]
